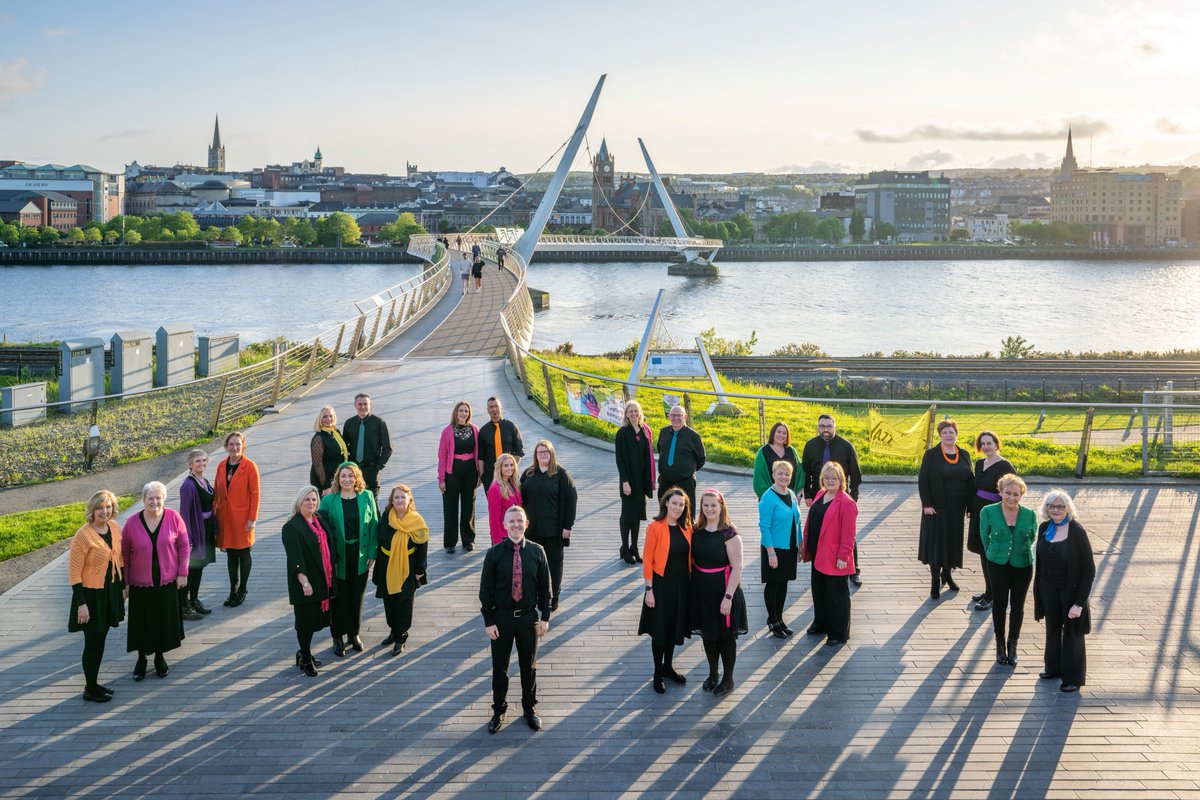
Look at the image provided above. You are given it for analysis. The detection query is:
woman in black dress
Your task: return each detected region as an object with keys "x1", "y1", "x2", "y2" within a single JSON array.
[
  {"x1": 1033, "y1": 489, "x2": 1095, "y2": 693},
  {"x1": 68, "y1": 490, "x2": 125, "y2": 703},
  {"x1": 690, "y1": 488, "x2": 747, "y2": 697},
  {"x1": 640, "y1": 487, "x2": 693, "y2": 694},
  {"x1": 918, "y1": 419, "x2": 974, "y2": 599},
  {"x1": 615, "y1": 400, "x2": 656, "y2": 565},
  {"x1": 757, "y1": 460, "x2": 802, "y2": 638},
  {"x1": 310, "y1": 406, "x2": 348, "y2": 495},
  {"x1": 373, "y1": 483, "x2": 429, "y2": 656},
  {"x1": 967, "y1": 430, "x2": 1015, "y2": 611},
  {"x1": 520, "y1": 440, "x2": 578, "y2": 611},
  {"x1": 281, "y1": 486, "x2": 338, "y2": 677}
]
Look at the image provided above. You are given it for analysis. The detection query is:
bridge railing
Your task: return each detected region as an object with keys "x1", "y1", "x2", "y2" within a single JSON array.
[
  {"x1": 535, "y1": 234, "x2": 723, "y2": 248},
  {"x1": 0, "y1": 246, "x2": 452, "y2": 487}
]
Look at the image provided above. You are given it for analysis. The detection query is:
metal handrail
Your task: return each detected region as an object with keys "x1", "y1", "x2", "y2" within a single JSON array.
[{"x1": 535, "y1": 234, "x2": 723, "y2": 248}]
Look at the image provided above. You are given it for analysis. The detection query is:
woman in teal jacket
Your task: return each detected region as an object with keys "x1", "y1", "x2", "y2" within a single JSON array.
[
  {"x1": 978, "y1": 473, "x2": 1037, "y2": 666},
  {"x1": 758, "y1": 460, "x2": 802, "y2": 639},
  {"x1": 319, "y1": 462, "x2": 379, "y2": 658}
]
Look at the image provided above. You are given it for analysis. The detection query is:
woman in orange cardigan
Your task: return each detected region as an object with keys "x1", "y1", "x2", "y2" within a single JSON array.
[
  {"x1": 801, "y1": 462, "x2": 858, "y2": 647},
  {"x1": 68, "y1": 490, "x2": 125, "y2": 703},
  {"x1": 638, "y1": 487, "x2": 693, "y2": 694},
  {"x1": 215, "y1": 431, "x2": 260, "y2": 608}
]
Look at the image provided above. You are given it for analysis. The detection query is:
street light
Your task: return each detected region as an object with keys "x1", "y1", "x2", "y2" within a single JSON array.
[{"x1": 84, "y1": 424, "x2": 101, "y2": 469}]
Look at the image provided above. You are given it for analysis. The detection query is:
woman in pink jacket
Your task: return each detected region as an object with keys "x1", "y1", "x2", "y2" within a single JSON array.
[
  {"x1": 801, "y1": 462, "x2": 857, "y2": 647},
  {"x1": 486, "y1": 452, "x2": 522, "y2": 545},
  {"x1": 123, "y1": 481, "x2": 190, "y2": 681},
  {"x1": 437, "y1": 400, "x2": 480, "y2": 553}
]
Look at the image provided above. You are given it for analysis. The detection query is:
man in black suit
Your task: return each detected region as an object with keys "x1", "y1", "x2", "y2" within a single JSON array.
[
  {"x1": 801, "y1": 413, "x2": 864, "y2": 585},
  {"x1": 477, "y1": 396, "x2": 525, "y2": 489},
  {"x1": 480, "y1": 506, "x2": 551, "y2": 734},
  {"x1": 656, "y1": 405, "x2": 705, "y2": 512},
  {"x1": 342, "y1": 392, "x2": 392, "y2": 496}
]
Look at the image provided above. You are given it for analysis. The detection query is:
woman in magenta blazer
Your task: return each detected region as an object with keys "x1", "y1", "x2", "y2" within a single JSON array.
[
  {"x1": 801, "y1": 461, "x2": 857, "y2": 647},
  {"x1": 437, "y1": 400, "x2": 480, "y2": 553},
  {"x1": 123, "y1": 481, "x2": 190, "y2": 681},
  {"x1": 486, "y1": 452, "x2": 522, "y2": 546}
]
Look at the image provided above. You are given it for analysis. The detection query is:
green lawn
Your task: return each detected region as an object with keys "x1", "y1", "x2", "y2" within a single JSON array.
[{"x1": 0, "y1": 494, "x2": 138, "y2": 562}]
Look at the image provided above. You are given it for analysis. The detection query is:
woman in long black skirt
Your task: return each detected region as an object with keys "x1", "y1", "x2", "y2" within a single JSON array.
[
  {"x1": 918, "y1": 419, "x2": 974, "y2": 599},
  {"x1": 68, "y1": 490, "x2": 126, "y2": 703},
  {"x1": 615, "y1": 400, "x2": 656, "y2": 564},
  {"x1": 374, "y1": 484, "x2": 429, "y2": 657},
  {"x1": 282, "y1": 486, "x2": 338, "y2": 677},
  {"x1": 639, "y1": 487, "x2": 693, "y2": 694},
  {"x1": 690, "y1": 488, "x2": 748, "y2": 697}
]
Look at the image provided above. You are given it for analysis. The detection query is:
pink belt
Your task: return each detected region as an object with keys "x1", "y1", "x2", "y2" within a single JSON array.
[
  {"x1": 453, "y1": 453, "x2": 475, "y2": 461},
  {"x1": 697, "y1": 564, "x2": 733, "y2": 627}
]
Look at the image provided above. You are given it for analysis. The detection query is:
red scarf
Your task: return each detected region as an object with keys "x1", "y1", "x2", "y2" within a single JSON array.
[{"x1": 306, "y1": 515, "x2": 334, "y2": 612}]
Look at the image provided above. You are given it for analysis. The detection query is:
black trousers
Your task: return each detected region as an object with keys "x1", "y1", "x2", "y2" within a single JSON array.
[
  {"x1": 978, "y1": 552, "x2": 994, "y2": 599},
  {"x1": 1039, "y1": 584, "x2": 1087, "y2": 686},
  {"x1": 989, "y1": 561, "x2": 1032, "y2": 641},
  {"x1": 811, "y1": 565, "x2": 851, "y2": 641},
  {"x1": 658, "y1": 474, "x2": 697, "y2": 515},
  {"x1": 442, "y1": 460, "x2": 477, "y2": 549},
  {"x1": 491, "y1": 611, "x2": 538, "y2": 714},
  {"x1": 528, "y1": 535, "x2": 564, "y2": 601},
  {"x1": 331, "y1": 571, "x2": 368, "y2": 638},
  {"x1": 82, "y1": 629, "x2": 108, "y2": 690},
  {"x1": 382, "y1": 594, "x2": 414, "y2": 639}
]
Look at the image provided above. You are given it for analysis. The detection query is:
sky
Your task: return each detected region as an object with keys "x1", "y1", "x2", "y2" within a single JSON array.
[{"x1": 1, "y1": 0, "x2": 1198, "y2": 176}]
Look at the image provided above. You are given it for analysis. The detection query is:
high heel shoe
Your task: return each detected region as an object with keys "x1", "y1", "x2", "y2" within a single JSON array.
[
  {"x1": 769, "y1": 622, "x2": 789, "y2": 639},
  {"x1": 299, "y1": 654, "x2": 319, "y2": 677},
  {"x1": 1006, "y1": 638, "x2": 1018, "y2": 666},
  {"x1": 332, "y1": 635, "x2": 347, "y2": 658},
  {"x1": 652, "y1": 676, "x2": 666, "y2": 694},
  {"x1": 779, "y1": 622, "x2": 795, "y2": 637},
  {"x1": 154, "y1": 653, "x2": 169, "y2": 678},
  {"x1": 133, "y1": 654, "x2": 147, "y2": 681},
  {"x1": 996, "y1": 638, "x2": 1008, "y2": 665},
  {"x1": 942, "y1": 570, "x2": 959, "y2": 592},
  {"x1": 712, "y1": 679, "x2": 734, "y2": 697},
  {"x1": 350, "y1": 635, "x2": 364, "y2": 652}
]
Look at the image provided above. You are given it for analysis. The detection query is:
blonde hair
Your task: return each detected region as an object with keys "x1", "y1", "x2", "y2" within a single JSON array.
[
  {"x1": 492, "y1": 453, "x2": 520, "y2": 500},
  {"x1": 86, "y1": 490, "x2": 120, "y2": 524},
  {"x1": 386, "y1": 483, "x2": 416, "y2": 515},
  {"x1": 336, "y1": 462, "x2": 367, "y2": 494},
  {"x1": 313, "y1": 405, "x2": 337, "y2": 432},
  {"x1": 623, "y1": 400, "x2": 644, "y2": 428},
  {"x1": 292, "y1": 485, "x2": 320, "y2": 516},
  {"x1": 997, "y1": 473, "x2": 1027, "y2": 495},
  {"x1": 819, "y1": 461, "x2": 846, "y2": 492}
]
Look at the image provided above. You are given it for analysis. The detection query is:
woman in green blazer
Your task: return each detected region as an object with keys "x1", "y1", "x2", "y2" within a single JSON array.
[
  {"x1": 752, "y1": 422, "x2": 803, "y2": 500},
  {"x1": 978, "y1": 473, "x2": 1037, "y2": 666},
  {"x1": 318, "y1": 462, "x2": 379, "y2": 658}
]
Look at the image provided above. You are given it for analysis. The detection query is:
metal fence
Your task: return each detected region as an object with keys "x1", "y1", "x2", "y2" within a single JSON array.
[{"x1": 0, "y1": 250, "x2": 451, "y2": 487}]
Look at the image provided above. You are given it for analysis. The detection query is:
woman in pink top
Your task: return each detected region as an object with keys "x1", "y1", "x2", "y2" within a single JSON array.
[{"x1": 486, "y1": 452, "x2": 522, "y2": 545}]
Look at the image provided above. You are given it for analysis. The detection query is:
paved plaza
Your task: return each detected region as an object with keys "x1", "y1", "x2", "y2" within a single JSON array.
[{"x1": 2, "y1": 276, "x2": 1200, "y2": 799}]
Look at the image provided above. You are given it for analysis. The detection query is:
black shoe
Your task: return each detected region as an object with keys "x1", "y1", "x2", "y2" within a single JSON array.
[
  {"x1": 464, "y1": 543, "x2": 475, "y2": 552},
  {"x1": 182, "y1": 602, "x2": 203, "y2": 621},
  {"x1": 332, "y1": 635, "x2": 347, "y2": 658},
  {"x1": 1060, "y1": 683, "x2": 1078, "y2": 693},
  {"x1": 770, "y1": 622, "x2": 789, "y2": 640},
  {"x1": 652, "y1": 676, "x2": 666, "y2": 694},
  {"x1": 971, "y1": 592, "x2": 987, "y2": 603},
  {"x1": 350, "y1": 635, "x2": 364, "y2": 652},
  {"x1": 633, "y1": 548, "x2": 643, "y2": 563},
  {"x1": 191, "y1": 598, "x2": 212, "y2": 615},
  {"x1": 702, "y1": 675, "x2": 719, "y2": 692},
  {"x1": 83, "y1": 687, "x2": 111, "y2": 703},
  {"x1": 229, "y1": 590, "x2": 247, "y2": 608},
  {"x1": 664, "y1": 668, "x2": 686, "y2": 686},
  {"x1": 806, "y1": 624, "x2": 826, "y2": 636},
  {"x1": 621, "y1": 545, "x2": 635, "y2": 565},
  {"x1": 996, "y1": 639, "x2": 1008, "y2": 665},
  {"x1": 1039, "y1": 671, "x2": 1060, "y2": 680},
  {"x1": 311, "y1": 656, "x2": 323, "y2": 668},
  {"x1": 295, "y1": 649, "x2": 303, "y2": 666},
  {"x1": 300, "y1": 655, "x2": 318, "y2": 677},
  {"x1": 392, "y1": 640, "x2": 405, "y2": 657},
  {"x1": 712, "y1": 679, "x2": 734, "y2": 697},
  {"x1": 550, "y1": 597, "x2": 560, "y2": 612},
  {"x1": 850, "y1": 572, "x2": 863, "y2": 587},
  {"x1": 445, "y1": 547, "x2": 456, "y2": 554},
  {"x1": 223, "y1": 592, "x2": 237, "y2": 607},
  {"x1": 826, "y1": 638, "x2": 847, "y2": 647},
  {"x1": 524, "y1": 712, "x2": 541, "y2": 731},
  {"x1": 974, "y1": 597, "x2": 993, "y2": 611},
  {"x1": 381, "y1": 634, "x2": 395, "y2": 647},
  {"x1": 779, "y1": 622, "x2": 795, "y2": 636},
  {"x1": 1006, "y1": 639, "x2": 1018, "y2": 666},
  {"x1": 133, "y1": 654, "x2": 147, "y2": 681},
  {"x1": 942, "y1": 570, "x2": 959, "y2": 592},
  {"x1": 154, "y1": 654, "x2": 169, "y2": 678},
  {"x1": 488, "y1": 713, "x2": 505, "y2": 733},
  {"x1": 97, "y1": 684, "x2": 114, "y2": 695}
]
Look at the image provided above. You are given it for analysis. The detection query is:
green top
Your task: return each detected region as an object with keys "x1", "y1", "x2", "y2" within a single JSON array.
[
  {"x1": 978, "y1": 502, "x2": 1037, "y2": 568},
  {"x1": 752, "y1": 444, "x2": 803, "y2": 499},
  {"x1": 319, "y1": 489, "x2": 379, "y2": 579}
]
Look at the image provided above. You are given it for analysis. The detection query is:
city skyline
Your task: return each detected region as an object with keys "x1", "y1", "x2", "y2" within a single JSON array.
[{"x1": 1, "y1": 0, "x2": 1198, "y2": 175}]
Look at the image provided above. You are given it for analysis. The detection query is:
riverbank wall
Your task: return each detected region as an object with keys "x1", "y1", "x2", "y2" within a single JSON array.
[{"x1": 0, "y1": 247, "x2": 426, "y2": 265}]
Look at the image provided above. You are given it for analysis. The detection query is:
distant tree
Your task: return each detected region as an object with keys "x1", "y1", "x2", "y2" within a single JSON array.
[
  {"x1": 0, "y1": 222, "x2": 18, "y2": 247},
  {"x1": 104, "y1": 229, "x2": 120, "y2": 245},
  {"x1": 166, "y1": 211, "x2": 201, "y2": 240},
  {"x1": 292, "y1": 218, "x2": 317, "y2": 246},
  {"x1": 317, "y1": 212, "x2": 361, "y2": 247},
  {"x1": 236, "y1": 216, "x2": 261, "y2": 244},
  {"x1": 731, "y1": 211, "x2": 755, "y2": 241},
  {"x1": 65, "y1": 227, "x2": 85, "y2": 245},
  {"x1": 1000, "y1": 335, "x2": 1035, "y2": 359},
  {"x1": 849, "y1": 210, "x2": 866, "y2": 242},
  {"x1": 817, "y1": 216, "x2": 844, "y2": 243},
  {"x1": 139, "y1": 217, "x2": 166, "y2": 241},
  {"x1": 949, "y1": 228, "x2": 969, "y2": 242},
  {"x1": 699, "y1": 325, "x2": 758, "y2": 356},
  {"x1": 378, "y1": 212, "x2": 426, "y2": 246},
  {"x1": 770, "y1": 342, "x2": 828, "y2": 357},
  {"x1": 83, "y1": 227, "x2": 103, "y2": 245},
  {"x1": 656, "y1": 220, "x2": 674, "y2": 237},
  {"x1": 199, "y1": 226, "x2": 221, "y2": 242},
  {"x1": 260, "y1": 218, "x2": 283, "y2": 245},
  {"x1": 39, "y1": 227, "x2": 61, "y2": 246},
  {"x1": 221, "y1": 226, "x2": 244, "y2": 245},
  {"x1": 874, "y1": 222, "x2": 896, "y2": 240},
  {"x1": 123, "y1": 230, "x2": 142, "y2": 245}
]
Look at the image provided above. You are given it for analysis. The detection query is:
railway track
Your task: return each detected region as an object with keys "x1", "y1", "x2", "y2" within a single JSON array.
[{"x1": 710, "y1": 356, "x2": 1200, "y2": 379}]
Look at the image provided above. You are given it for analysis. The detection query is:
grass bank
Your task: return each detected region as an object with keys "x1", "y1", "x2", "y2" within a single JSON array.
[{"x1": 0, "y1": 494, "x2": 139, "y2": 562}]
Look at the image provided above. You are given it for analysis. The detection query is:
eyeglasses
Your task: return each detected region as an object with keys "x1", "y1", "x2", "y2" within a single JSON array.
[{"x1": 1047, "y1": 503, "x2": 1067, "y2": 511}]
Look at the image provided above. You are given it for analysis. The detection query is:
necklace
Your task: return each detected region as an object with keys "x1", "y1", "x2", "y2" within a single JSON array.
[{"x1": 941, "y1": 447, "x2": 959, "y2": 464}]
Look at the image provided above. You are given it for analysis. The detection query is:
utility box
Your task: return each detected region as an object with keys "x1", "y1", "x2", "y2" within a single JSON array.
[
  {"x1": 111, "y1": 329, "x2": 153, "y2": 395},
  {"x1": 58, "y1": 338, "x2": 105, "y2": 413},
  {"x1": 198, "y1": 334, "x2": 240, "y2": 377},
  {"x1": 1, "y1": 381, "x2": 47, "y2": 427},
  {"x1": 155, "y1": 324, "x2": 195, "y2": 387}
]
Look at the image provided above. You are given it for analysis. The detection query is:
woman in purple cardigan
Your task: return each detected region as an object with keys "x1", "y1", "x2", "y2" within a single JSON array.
[
  {"x1": 123, "y1": 481, "x2": 190, "y2": 681},
  {"x1": 178, "y1": 449, "x2": 217, "y2": 619},
  {"x1": 437, "y1": 400, "x2": 480, "y2": 554},
  {"x1": 801, "y1": 462, "x2": 857, "y2": 647}
]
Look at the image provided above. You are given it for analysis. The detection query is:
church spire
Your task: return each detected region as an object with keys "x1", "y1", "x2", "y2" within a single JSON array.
[
  {"x1": 208, "y1": 114, "x2": 226, "y2": 172},
  {"x1": 212, "y1": 115, "x2": 222, "y2": 149},
  {"x1": 1059, "y1": 126, "x2": 1078, "y2": 179}
]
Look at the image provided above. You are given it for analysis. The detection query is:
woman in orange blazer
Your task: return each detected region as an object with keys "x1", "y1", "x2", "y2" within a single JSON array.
[
  {"x1": 215, "y1": 431, "x2": 260, "y2": 608},
  {"x1": 801, "y1": 462, "x2": 858, "y2": 647},
  {"x1": 638, "y1": 487, "x2": 693, "y2": 694},
  {"x1": 68, "y1": 490, "x2": 125, "y2": 703}
]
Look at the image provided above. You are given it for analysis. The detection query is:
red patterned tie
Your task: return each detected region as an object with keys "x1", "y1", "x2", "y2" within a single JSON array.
[{"x1": 511, "y1": 543, "x2": 523, "y2": 602}]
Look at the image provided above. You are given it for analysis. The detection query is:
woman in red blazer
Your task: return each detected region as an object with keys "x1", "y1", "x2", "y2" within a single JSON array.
[
  {"x1": 214, "y1": 431, "x2": 260, "y2": 608},
  {"x1": 801, "y1": 462, "x2": 857, "y2": 646},
  {"x1": 638, "y1": 487, "x2": 693, "y2": 694}
]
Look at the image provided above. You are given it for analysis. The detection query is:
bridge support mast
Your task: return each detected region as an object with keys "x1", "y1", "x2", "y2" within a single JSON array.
[{"x1": 638, "y1": 138, "x2": 721, "y2": 274}]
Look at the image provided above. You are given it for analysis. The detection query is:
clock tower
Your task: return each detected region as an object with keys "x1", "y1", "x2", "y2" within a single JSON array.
[{"x1": 592, "y1": 138, "x2": 614, "y2": 230}]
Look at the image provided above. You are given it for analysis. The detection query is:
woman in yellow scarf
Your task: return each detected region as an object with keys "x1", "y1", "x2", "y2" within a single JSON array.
[{"x1": 372, "y1": 483, "x2": 429, "y2": 656}]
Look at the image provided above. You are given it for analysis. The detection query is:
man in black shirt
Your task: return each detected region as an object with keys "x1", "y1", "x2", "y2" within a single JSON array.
[
  {"x1": 656, "y1": 405, "x2": 705, "y2": 512},
  {"x1": 801, "y1": 413, "x2": 864, "y2": 585},
  {"x1": 480, "y1": 506, "x2": 551, "y2": 733},
  {"x1": 477, "y1": 396, "x2": 525, "y2": 488},
  {"x1": 342, "y1": 392, "x2": 393, "y2": 496}
]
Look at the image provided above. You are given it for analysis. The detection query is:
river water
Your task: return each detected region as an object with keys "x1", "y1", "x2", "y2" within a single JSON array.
[{"x1": 2, "y1": 259, "x2": 1199, "y2": 354}]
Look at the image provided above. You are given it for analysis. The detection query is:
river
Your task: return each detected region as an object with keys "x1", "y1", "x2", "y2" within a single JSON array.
[{"x1": 2, "y1": 259, "x2": 1199, "y2": 354}]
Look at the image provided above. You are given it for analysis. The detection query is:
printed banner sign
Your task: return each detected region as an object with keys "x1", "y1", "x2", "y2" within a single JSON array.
[
  {"x1": 566, "y1": 380, "x2": 625, "y2": 426},
  {"x1": 867, "y1": 407, "x2": 932, "y2": 459},
  {"x1": 645, "y1": 353, "x2": 707, "y2": 378},
  {"x1": 661, "y1": 393, "x2": 682, "y2": 419}
]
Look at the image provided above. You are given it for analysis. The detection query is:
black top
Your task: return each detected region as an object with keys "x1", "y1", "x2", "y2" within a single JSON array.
[
  {"x1": 656, "y1": 425, "x2": 706, "y2": 478},
  {"x1": 974, "y1": 458, "x2": 1016, "y2": 497},
  {"x1": 141, "y1": 511, "x2": 163, "y2": 587},
  {"x1": 341, "y1": 497, "x2": 360, "y2": 541},
  {"x1": 692, "y1": 525, "x2": 737, "y2": 569},
  {"x1": 1034, "y1": 519, "x2": 1096, "y2": 627},
  {"x1": 281, "y1": 511, "x2": 339, "y2": 607},
  {"x1": 917, "y1": 445, "x2": 974, "y2": 511},
  {"x1": 188, "y1": 475, "x2": 214, "y2": 512},
  {"x1": 225, "y1": 459, "x2": 240, "y2": 486},
  {"x1": 309, "y1": 430, "x2": 344, "y2": 490},
  {"x1": 665, "y1": 525, "x2": 690, "y2": 571},
  {"x1": 761, "y1": 444, "x2": 799, "y2": 479},
  {"x1": 806, "y1": 495, "x2": 830, "y2": 558},
  {"x1": 801, "y1": 435, "x2": 862, "y2": 500},
  {"x1": 477, "y1": 418, "x2": 525, "y2": 469},
  {"x1": 615, "y1": 424, "x2": 654, "y2": 497},
  {"x1": 452, "y1": 424, "x2": 475, "y2": 455},
  {"x1": 479, "y1": 537, "x2": 553, "y2": 625},
  {"x1": 342, "y1": 414, "x2": 393, "y2": 469},
  {"x1": 520, "y1": 467, "x2": 578, "y2": 539}
]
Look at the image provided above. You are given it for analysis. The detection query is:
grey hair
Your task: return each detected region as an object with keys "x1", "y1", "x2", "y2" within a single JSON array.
[
  {"x1": 142, "y1": 481, "x2": 167, "y2": 500},
  {"x1": 1039, "y1": 488, "x2": 1077, "y2": 522},
  {"x1": 292, "y1": 485, "x2": 321, "y2": 516}
]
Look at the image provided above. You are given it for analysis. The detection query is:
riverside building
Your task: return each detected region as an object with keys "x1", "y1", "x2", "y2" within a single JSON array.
[{"x1": 853, "y1": 170, "x2": 951, "y2": 242}]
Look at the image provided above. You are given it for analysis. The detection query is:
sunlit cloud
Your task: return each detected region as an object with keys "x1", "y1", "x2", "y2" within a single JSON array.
[
  {"x1": 0, "y1": 59, "x2": 48, "y2": 111},
  {"x1": 42, "y1": 27, "x2": 80, "y2": 39},
  {"x1": 982, "y1": 152, "x2": 1056, "y2": 169},
  {"x1": 856, "y1": 119, "x2": 1109, "y2": 144},
  {"x1": 96, "y1": 129, "x2": 150, "y2": 143},
  {"x1": 1156, "y1": 117, "x2": 1185, "y2": 135},
  {"x1": 765, "y1": 160, "x2": 856, "y2": 174},
  {"x1": 904, "y1": 150, "x2": 956, "y2": 169}
]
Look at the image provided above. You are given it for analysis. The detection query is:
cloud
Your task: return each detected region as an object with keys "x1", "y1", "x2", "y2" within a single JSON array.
[
  {"x1": 765, "y1": 160, "x2": 855, "y2": 174},
  {"x1": 856, "y1": 118, "x2": 1109, "y2": 144},
  {"x1": 904, "y1": 150, "x2": 955, "y2": 170},
  {"x1": 1135, "y1": 40, "x2": 1161, "y2": 57},
  {"x1": 42, "y1": 27, "x2": 81, "y2": 38},
  {"x1": 0, "y1": 59, "x2": 48, "y2": 110},
  {"x1": 96, "y1": 129, "x2": 150, "y2": 143},
  {"x1": 982, "y1": 152, "x2": 1056, "y2": 169},
  {"x1": 1156, "y1": 116, "x2": 1185, "y2": 134}
]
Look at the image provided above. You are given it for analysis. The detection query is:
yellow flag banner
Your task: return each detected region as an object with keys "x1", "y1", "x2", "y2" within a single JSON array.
[{"x1": 868, "y1": 407, "x2": 932, "y2": 460}]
